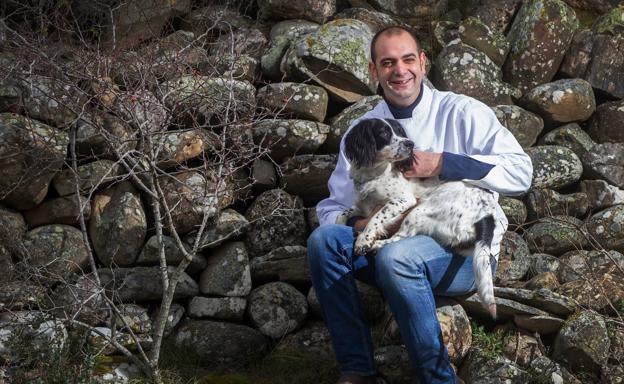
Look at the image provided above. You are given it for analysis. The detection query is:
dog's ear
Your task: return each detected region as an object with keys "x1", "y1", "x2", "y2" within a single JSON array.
[
  {"x1": 385, "y1": 119, "x2": 408, "y2": 138},
  {"x1": 344, "y1": 119, "x2": 378, "y2": 168}
]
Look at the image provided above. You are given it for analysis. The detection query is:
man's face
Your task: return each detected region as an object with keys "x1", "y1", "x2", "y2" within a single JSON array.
[{"x1": 369, "y1": 32, "x2": 427, "y2": 108}]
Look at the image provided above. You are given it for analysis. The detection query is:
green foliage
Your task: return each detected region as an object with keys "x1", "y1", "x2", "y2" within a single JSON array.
[{"x1": 471, "y1": 321, "x2": 504, "y2": 360}]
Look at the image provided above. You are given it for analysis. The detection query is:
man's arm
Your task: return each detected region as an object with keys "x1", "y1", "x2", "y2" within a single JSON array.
[
  {"x1": 457, "y1": 101, "x2": 533, "y2": 195},
  {"x1": 404, "y1": 100, "x2": 532, "y2": 195},
  {"x1": 316, "y1": 148, "x2": 355, "y2": 226}
]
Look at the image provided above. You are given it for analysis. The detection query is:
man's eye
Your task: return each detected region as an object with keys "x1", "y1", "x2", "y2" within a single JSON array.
[
  {"x1": 381, "y1": 61, "x2": 393, "y2": 67},
  {"x1": 404, "y1": 58, "x2": 415, "y2": 63}
]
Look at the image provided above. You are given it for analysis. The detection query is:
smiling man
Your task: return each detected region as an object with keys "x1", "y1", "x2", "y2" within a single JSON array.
[
  {"x1": 369, "y1": 29, "x2": 447, "y2": 181},
  {"x1": 370, "y1": 29, "x2": 426, "y2": 107},
  {"x1": 308, "y1": 26, "x2": 532, "y2": 384}
]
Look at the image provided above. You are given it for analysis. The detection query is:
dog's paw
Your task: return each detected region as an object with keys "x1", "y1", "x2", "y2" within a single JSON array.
[
  {"x1": 354, "y1": 236, "x2": 374, "y2": 255},
  {"x1": 370, "y1": 241, "x2": 384, "y2": 253},
  {"x1": 354, "y1": 244, "x2": 370, "y2": 255}
]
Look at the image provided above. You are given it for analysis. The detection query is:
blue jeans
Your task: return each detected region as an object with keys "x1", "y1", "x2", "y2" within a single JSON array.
[{"x1": 308, "y1": 224, "x2": 495, "y2": 383}]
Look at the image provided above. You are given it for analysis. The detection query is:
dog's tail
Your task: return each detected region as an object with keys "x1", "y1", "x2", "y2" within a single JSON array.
[{"x1": 473, "y1": 215, "x2": 497, "y2": 319}]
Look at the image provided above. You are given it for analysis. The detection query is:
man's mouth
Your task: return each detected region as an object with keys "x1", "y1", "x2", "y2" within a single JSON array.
[{"x1": 388, "y1": 78, "x2": 413, "y2": 88}]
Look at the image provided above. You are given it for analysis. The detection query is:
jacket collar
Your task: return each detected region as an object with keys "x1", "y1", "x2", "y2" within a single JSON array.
[{"x1": 381, "y1": 82, "x2": 431, "y2": 119}]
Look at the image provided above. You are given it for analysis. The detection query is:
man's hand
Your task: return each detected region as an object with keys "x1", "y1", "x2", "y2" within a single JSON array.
[{"x1": 403, "y1": 150, "x2": 443, "y2": 178}]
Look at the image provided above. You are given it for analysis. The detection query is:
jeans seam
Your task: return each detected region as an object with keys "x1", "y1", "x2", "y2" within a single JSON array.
[
  {"x1": 374, "y1": 237, "x2": 456, "y2": 381},
  {"x1": 348, "y1": 280, "x2": 375, "y2": 372},
  {"x1": 342, "y1": 243, "x2": 376, "y2": 372},
  {"x1": 340, "y1": 243, "x2": 353, "y2": 255}
]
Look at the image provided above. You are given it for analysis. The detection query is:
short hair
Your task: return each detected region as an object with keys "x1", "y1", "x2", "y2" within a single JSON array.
[{"x1": 370, "y1": 26, "x2": 421, "y2": 64}]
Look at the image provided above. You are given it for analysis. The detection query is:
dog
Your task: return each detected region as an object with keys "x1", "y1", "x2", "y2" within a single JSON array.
[{"x1": 335, "y1": 118, "x2": 498, "y2": 318}]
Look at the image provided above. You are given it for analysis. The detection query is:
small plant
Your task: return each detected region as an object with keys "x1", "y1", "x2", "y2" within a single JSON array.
[{"x1": 470, "y1": 321, "x2": 504, "y2": 360}]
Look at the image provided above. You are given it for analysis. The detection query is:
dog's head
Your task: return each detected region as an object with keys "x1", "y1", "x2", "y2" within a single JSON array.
[{"x1": 344, "y1": 118, "x2": 414, "y2": 169}]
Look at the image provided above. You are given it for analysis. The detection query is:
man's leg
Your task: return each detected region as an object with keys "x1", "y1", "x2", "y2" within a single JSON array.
[
  {"x1": 375, "y1": 235, "x2": 479, "y2": 384},
  {"x1": 308, "y1": 224, "x2": 377, "y2": 376}
]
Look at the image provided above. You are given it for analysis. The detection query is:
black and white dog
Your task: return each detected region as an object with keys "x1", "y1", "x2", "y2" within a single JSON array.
[{"x1": 336, "y1": 118, "x2": 498, "y2": 318}]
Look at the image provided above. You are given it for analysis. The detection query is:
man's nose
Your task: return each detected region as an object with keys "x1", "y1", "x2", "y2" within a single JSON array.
[{"x1": 394, "y1": 62, "x2": 408, "y2": 74}]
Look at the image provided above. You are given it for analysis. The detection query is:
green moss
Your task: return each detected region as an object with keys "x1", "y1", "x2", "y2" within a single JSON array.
[
  {"x1": 490, "y1": 30, "x2": 509, "y2": 47},
  {"x1": 575, "y1": 8, "x2": 601, "y2": 29},
  {"x1": 462, "y1": 17, "x2": 507, "y2": 48},
  {"x1": 507, "y1": 0, "x2": 541, "y2": 53},
  {"x1": 561, "y1": 308, "x2": 585, "y2": 329},
  {"x1": 592, "y1": 5, "x2": 624, "y2": 35},
  {"x1": 463, "y1": 17, "x2": 486, "y2": 29},
  {"x1": 552, "y1": 0, "x2": 577, "y2": 22},
  {"x1": 301, "y1": 20, "x2": 371, "y2": 82},
  {"x1": 509, "y1": 0, "x2": 578, "y2": 54},
  {"x1": 330, "y1": 19, "x2": 359, "y2": 28},
  {"x1": 311, "y1": 28, "x2": 366, "y2": 63}
]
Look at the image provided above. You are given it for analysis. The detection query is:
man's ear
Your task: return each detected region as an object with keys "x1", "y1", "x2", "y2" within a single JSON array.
[
  {"x1": 369, "y1": 61, "x2": 378, "y2": 82},
  {"x1": 419, "y1": 50, "x2": 427, "y2": 71}
]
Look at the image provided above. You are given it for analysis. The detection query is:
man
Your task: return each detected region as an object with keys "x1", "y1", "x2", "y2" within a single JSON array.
[{"x1": 307, "y1": 26, "x2": 532, "y2": 384}]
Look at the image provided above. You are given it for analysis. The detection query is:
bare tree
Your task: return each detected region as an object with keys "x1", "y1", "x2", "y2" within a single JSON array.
[{"x1": 0, "y1": 1, "x2": 278, "y2": 382}]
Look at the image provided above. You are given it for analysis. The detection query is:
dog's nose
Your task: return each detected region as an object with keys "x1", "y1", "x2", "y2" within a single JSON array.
[{"x1": 402, "y1": 140, "x2": 414, "y2": 149}]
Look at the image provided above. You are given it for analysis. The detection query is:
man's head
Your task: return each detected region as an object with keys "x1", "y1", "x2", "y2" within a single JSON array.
[{"x1": 369, "y1": 26, "x2": 427, "y2": 108}]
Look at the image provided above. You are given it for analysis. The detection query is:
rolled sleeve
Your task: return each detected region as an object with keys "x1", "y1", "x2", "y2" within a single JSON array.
[{"x1": 456, "y1": 101, "x2": 533, "y2": 195}]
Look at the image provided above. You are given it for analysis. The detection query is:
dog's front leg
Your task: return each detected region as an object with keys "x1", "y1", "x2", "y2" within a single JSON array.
[
  {"x1": 370, "y1": 235, "x2": 405, "y2": 253},
  {"x1": 354, "y1": 197, "x2": 414, "y2": 255},
  {"x1": 369, "y1": 204, "x2": 429, "y2": 253}
]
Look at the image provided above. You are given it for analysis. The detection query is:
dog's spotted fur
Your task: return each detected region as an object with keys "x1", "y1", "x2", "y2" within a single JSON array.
[{"x1": 336, "y1": 118, "x2": 498, "y2": 318}]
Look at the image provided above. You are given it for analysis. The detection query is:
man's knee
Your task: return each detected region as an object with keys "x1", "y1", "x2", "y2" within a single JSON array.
[
  {"x1": 375, "y1": 235, "x2": 434, "y2": 281},
  {"x1": 307, "y1": 224, "x2": 351, "y2": 266},
  {"x1": 308, "y1": 224, "x2": 342, "y2": 250}
]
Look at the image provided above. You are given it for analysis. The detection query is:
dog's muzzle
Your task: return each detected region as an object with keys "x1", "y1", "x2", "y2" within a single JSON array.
[{"x1": 402, "y1": 140, "x2": 414, "y2": 150}]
